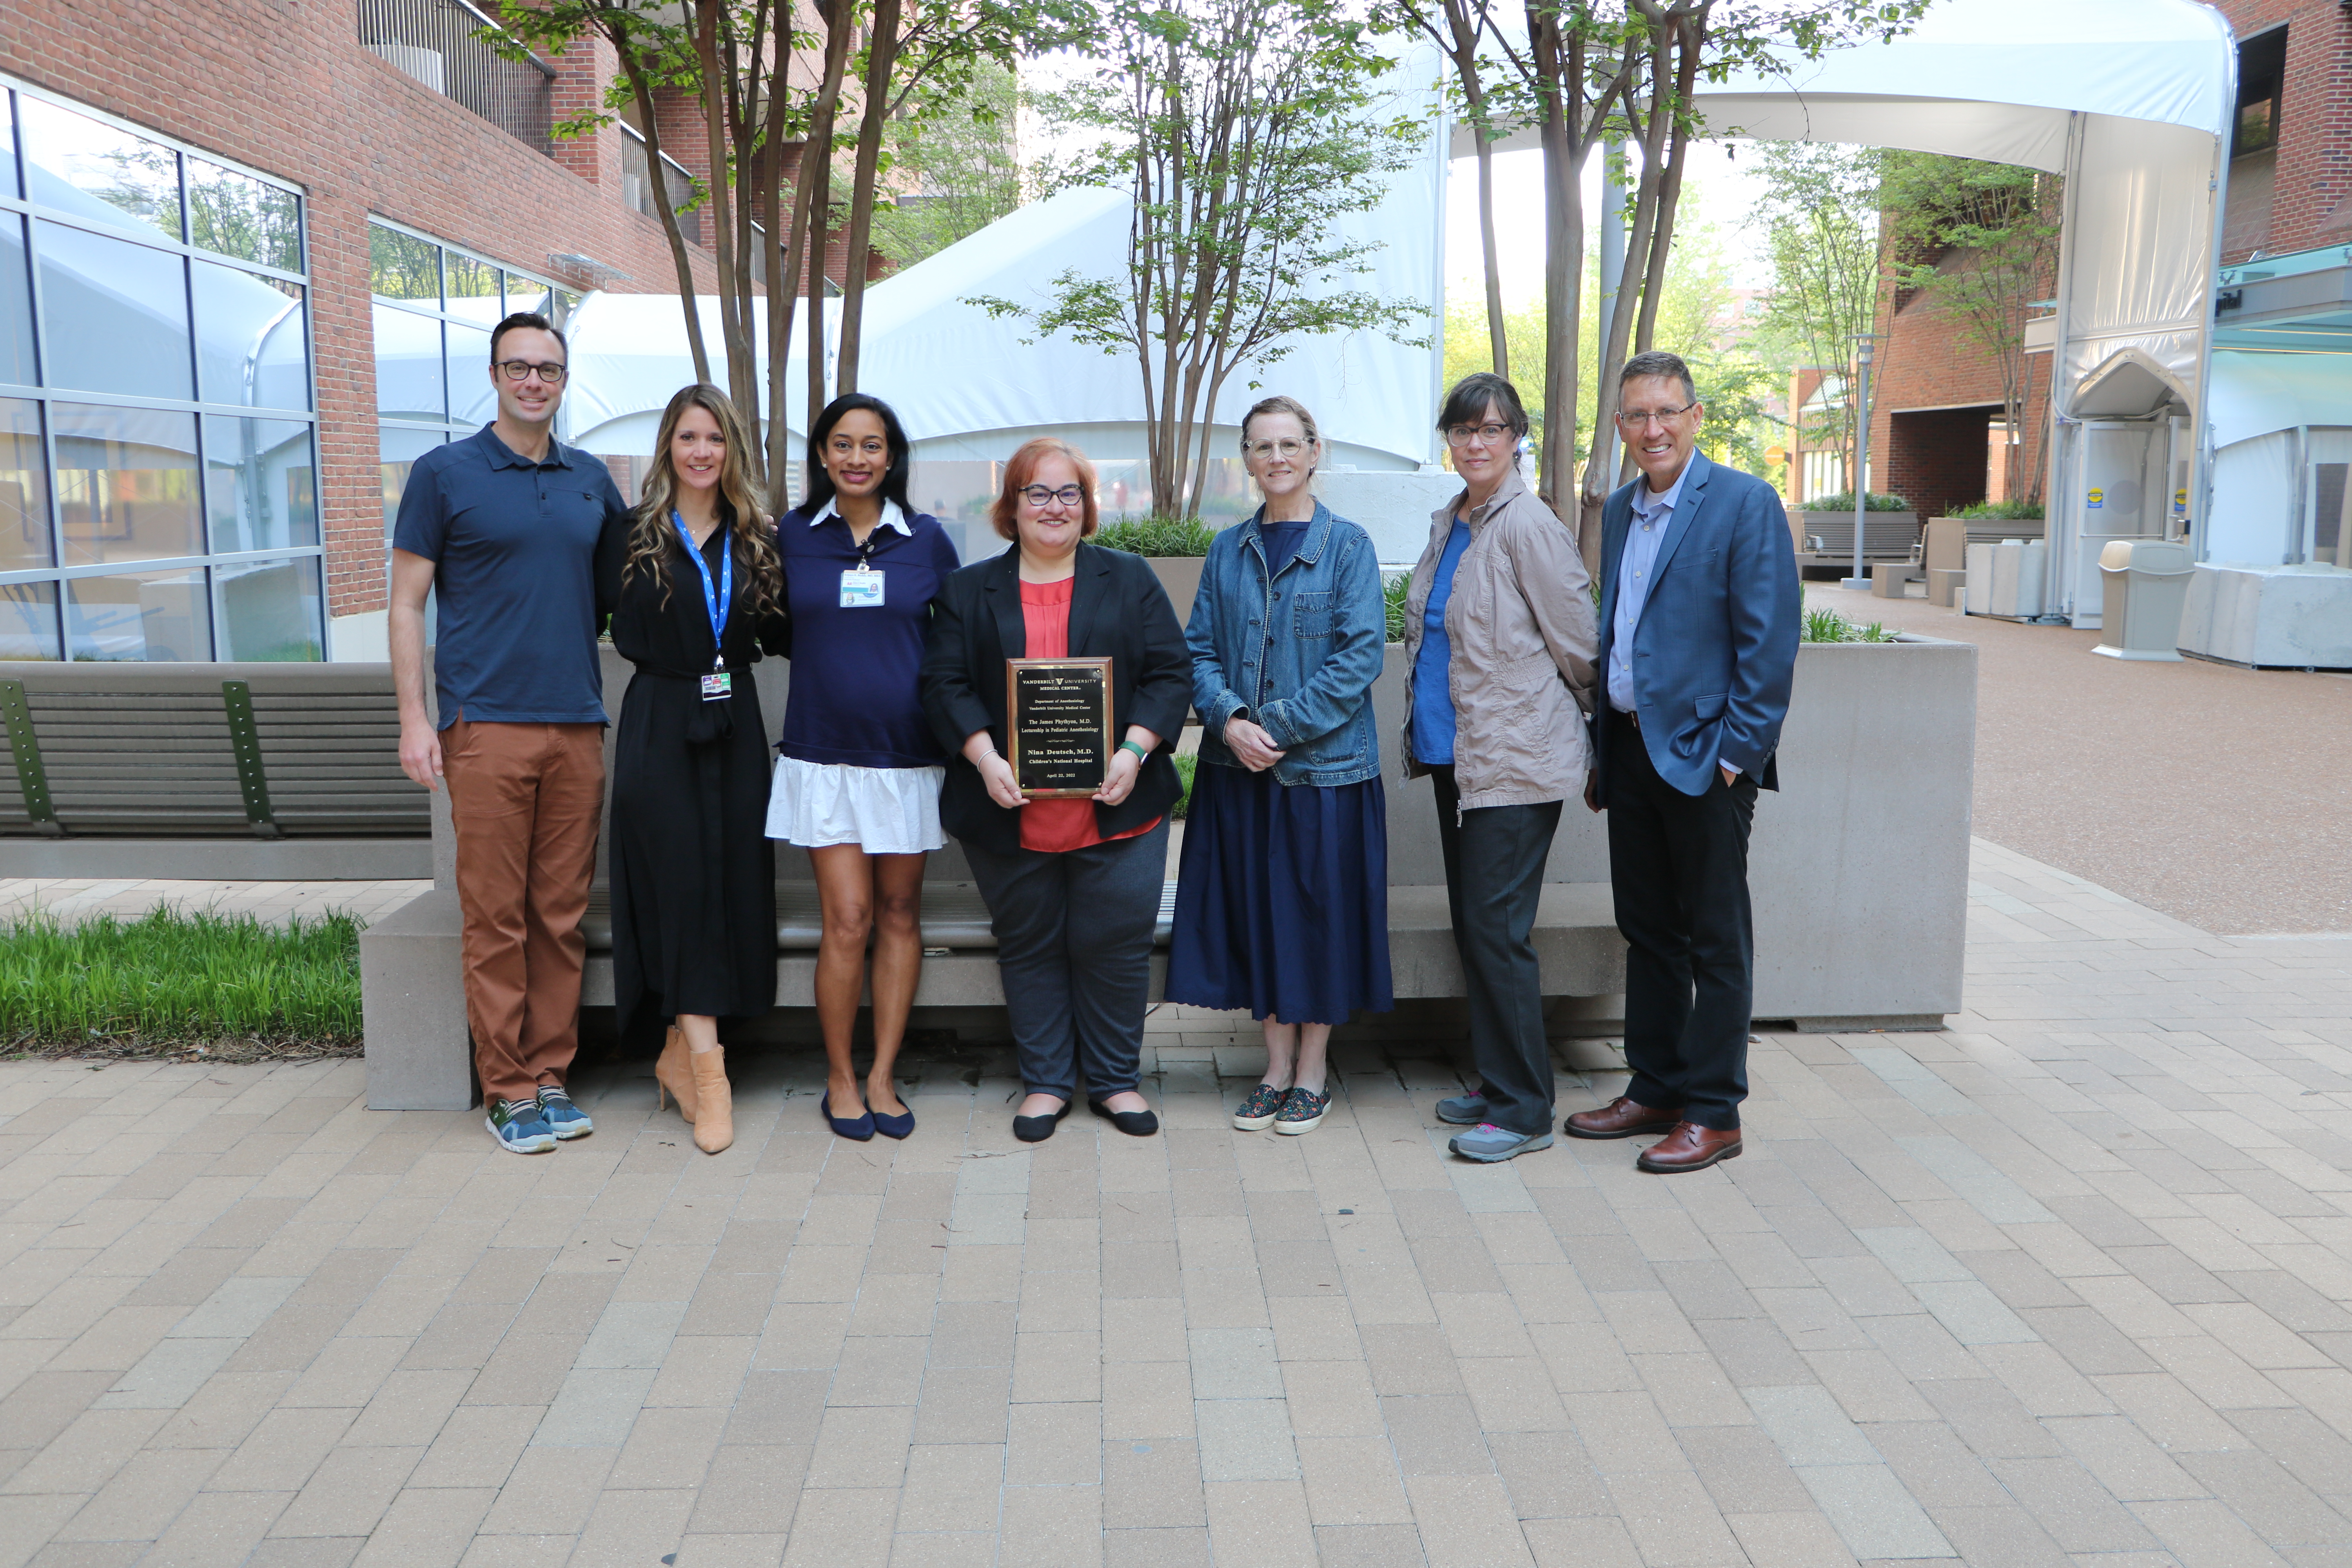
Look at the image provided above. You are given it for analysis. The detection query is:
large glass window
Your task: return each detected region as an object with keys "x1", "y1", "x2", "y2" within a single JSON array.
[
  {"x1": 369, "y1": 217, "x2": 579, "y2": 549},
  {"x1": 0, "y1": 77, "x2": 319, "y2": 661}
]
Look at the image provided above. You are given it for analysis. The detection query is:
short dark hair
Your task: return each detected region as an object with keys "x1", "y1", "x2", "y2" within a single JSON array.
[
  {"x1": 1437, "y1": 372, "x2": 1528, "y2": 438},
  {"x1": 805, "y1": 392, "x2": 915, "y2": 518},
  {"x1": 1619, "y1": 350, "x2": 1697, "y2": 405},
  {"x1": 490, "y1": 310, "x2": 567, "y2": 362}
]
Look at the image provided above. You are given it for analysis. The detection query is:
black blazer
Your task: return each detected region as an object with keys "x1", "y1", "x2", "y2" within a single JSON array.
[{"x1": 921, "y1": 542, "x2": 1192, "y2": 855}]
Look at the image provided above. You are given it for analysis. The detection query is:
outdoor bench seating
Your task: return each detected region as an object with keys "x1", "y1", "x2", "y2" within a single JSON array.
[
  {"x1": 1792, "y1": 513, "x2": 1924, "y2": 579},
  {"x1": 1, "y1": 662, "x2": 430, "y2": 879},
  {"x1": 362, "y1": 638, "x2": 1978, "y2": 1111}
]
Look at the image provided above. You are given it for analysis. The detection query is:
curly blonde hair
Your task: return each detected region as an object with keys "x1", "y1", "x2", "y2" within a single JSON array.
[{"x1": 625, "y1": 383, "x2": 784, "y2": 619}]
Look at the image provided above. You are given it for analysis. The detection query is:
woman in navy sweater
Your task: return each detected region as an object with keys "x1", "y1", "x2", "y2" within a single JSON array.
[{"x1": 771, "y1": 394, "x2": 961, "y2": 1140}]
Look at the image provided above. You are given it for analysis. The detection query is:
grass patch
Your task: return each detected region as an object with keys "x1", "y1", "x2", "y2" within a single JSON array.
[
  {"x1": 1800, "y1": 590, "x2": 1897, "y2": 644},
  {"x1": 1, "y1": 907, "x2": 365, "y2": 1061},
  {"x1": 1172, "y1": 751, "x2": 1198, "y2": 819}
]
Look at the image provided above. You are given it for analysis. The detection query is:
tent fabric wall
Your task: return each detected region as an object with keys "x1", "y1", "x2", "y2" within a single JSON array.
[{"x1": 1699, "y1": 0, "x2": 2233, "y2": 624}]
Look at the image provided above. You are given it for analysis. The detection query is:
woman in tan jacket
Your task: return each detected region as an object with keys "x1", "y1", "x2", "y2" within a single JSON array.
[{"x1": 1401, "y1": 372, "x2": 1598, "y2": 1162}]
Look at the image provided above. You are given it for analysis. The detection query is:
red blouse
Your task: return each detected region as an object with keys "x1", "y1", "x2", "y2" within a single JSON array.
[{"x1": 1017, "y1": 576, "x2": 1161, "y2": 854}]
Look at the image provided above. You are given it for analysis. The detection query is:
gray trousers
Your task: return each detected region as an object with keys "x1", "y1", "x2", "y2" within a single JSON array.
[
  {"x1": 964, "y1": 820, "x2": 1169, "y2": 1102},
  {"x1": 1431, "y1": 768, "x2": 1562, "y2": 1136}
]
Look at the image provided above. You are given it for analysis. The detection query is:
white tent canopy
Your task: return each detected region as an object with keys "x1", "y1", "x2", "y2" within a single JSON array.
[
  {"x1": 1700, "y1": 0, "x2": 2234, "y2": 625},
  {"x1": 564, "y1": 50, "x2": 1447, "y2": 534}
]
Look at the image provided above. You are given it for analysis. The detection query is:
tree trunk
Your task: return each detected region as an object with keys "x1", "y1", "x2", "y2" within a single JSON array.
[
  {"x1": 788, "y1": 0, "x2": 857, "y2": 486},
  {"x1": 1475, "y1": 122, "x2": 1507, "y2": 379},
  {"x1": 691, "y1": 0, "x2": 753, "y2": 424},
  {"x1": 759, "y1": 20, "x2": 795, "y2": 511},
  {"x1": 836, "y1": 0, "x2": 902, "y2": 395},
  {"x1": 609, "y1": 33, "x2": 711, "y2": 388},
  {"x1": 1534, "y1": 94, "x2": 1581, "y2": 524},
  {"x1": 1580, "y1": 30, "x2": 1672, "y2": 543}
]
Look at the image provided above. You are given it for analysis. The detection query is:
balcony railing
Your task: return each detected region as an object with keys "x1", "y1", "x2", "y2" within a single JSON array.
[
  {"x1": 359, "y1": 0, "x2": 555, "y2": 158},
  {"x1": 620, "y1": 125, "x2": 703, "y2": 248}
]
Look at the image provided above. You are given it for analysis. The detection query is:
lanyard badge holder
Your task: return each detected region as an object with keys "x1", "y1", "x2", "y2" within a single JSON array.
[
  {"x1": 674, "y1": 511, "x2": 734, "y2": 701},
  {"x1": 841, "y1": 529, "x2": 885, "y2": 608}
]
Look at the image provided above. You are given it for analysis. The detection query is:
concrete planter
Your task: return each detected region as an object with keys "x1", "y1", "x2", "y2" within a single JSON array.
[
  {"x1": 1142, "y1": 554, "x2": 1207, "y2": 626},
  {"x1": 1377, "y1": 631, "x2": 1976, "y2": 1029}
]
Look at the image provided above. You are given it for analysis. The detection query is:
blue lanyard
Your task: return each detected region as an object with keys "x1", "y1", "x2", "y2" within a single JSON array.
[{"x1": 672, "y1": 511, "x2": 732, "y2": 666}]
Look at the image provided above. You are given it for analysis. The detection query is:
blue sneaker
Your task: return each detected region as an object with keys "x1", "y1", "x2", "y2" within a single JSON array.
[
  {"x1": 536, "y1": 1085, "x2": 593, "y2": 1140},
  {"x1": 1448, "y1": 1123, "x2": 1553, "y2": 1163},
  {"x1": 1435, "y1": 1093, "x2": 1490, "y2": 1126},
  {"x1": 486, "y1": 1096, "x2": 558, "y2": 1153}
]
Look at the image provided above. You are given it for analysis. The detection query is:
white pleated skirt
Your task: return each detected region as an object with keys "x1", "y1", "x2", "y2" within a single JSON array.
[{"x1": 765, "y1": 756, "x2": 947, "y2": 854}]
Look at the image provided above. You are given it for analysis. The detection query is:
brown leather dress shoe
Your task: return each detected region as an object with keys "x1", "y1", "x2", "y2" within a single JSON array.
[
  {"x1": 1637, "y1": 1122, "x2": 1743, "y2": 1173},
  {"x1": 1563, "y1": 1096, "x2": 1684, "y2": 1140}
]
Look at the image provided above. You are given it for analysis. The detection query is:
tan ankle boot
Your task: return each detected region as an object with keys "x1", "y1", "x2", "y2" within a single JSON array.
[
  {"x1": 691, "y1": 1046, "x2": 733, "y2": 1154},
  {"x1": 654, "y1": 1026, "x2": 697, "y2": 1124}
]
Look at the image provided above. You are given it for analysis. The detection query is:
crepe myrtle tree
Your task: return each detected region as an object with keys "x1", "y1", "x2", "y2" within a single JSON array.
[{"x1": 975, "y1": 0, "x2": 1431, "y2": 514}]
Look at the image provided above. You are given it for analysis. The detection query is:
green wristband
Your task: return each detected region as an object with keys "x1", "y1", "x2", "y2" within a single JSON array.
[{"x1": 1118, "y1": 740, "x2": 1151, "y2": 763}]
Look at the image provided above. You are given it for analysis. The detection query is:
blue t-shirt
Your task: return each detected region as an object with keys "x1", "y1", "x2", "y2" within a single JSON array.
[
  {"x1": 392, "y1": 425, "x2": 627, "y2": 729},
  {"x1": 1410, "y1": 519, "x2": 1472, "y2": 766},
  {"x1": 776, "y1": 501, "x2": 963, "y2": 768}
]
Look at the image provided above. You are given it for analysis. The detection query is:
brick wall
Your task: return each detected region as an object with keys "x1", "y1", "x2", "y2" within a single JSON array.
[
  {"x1": 2215, "y1": 0, "x2": 2352, "y2": 262},
  {"x1": 5, "y1": 2, "x2": 733, "y2": 623}
]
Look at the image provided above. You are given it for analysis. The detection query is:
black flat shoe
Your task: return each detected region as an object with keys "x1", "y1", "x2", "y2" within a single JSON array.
[
  {"x1": 1013, "y1": 1101, "x2": 1071, "y2": 1143},
  {"x1": 1088, "y1": 1098, "x2": 1159, "y2": 1137}
]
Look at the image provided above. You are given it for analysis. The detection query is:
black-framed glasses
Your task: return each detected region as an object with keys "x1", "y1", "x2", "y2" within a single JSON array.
[
  {"x1": 497, "y1": 359, "x2": 568, "y2": 383},
  {"x1": 1020, "y1": 484, "x2": 1085, "y2": 508},
  {"x1": 1444, "y1": 422, "x2": 1514, "y2": 447},
  {"x1": 1615, "y1": 401, "x2": 1697, "y2": 429}
]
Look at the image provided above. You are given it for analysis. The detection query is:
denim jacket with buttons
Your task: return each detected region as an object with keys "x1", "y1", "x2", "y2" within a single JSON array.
[{"x1": 1186, "y1": 501, "x2": 1386, "y2": 788}]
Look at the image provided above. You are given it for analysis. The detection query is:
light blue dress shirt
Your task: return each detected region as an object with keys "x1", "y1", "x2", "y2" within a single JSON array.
[{"x1": 1606, "y1": 463, "x2": 1690, "y2": 715}]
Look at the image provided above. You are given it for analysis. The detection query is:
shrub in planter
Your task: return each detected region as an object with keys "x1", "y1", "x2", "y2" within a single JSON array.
[{"x1": 1797, "y1": 490, "x2": 1911, "y2": 513}]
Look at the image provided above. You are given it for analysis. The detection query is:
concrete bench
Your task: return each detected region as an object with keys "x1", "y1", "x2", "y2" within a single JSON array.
[
  {"x1": 1, "y1": 662, "x2": 430, "y2": 879},
  {"x1": 363, "y1": 636, "x2": 1975, "y2": 1109}
]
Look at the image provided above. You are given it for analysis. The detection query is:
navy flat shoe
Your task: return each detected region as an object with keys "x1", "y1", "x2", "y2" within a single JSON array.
[
  {"x1": 1013, "y1": 1101, "x2": 1071, "y2": 1143},
  {"x1": 871, "y1": 1101, "x2": 915, "y2": 1140},
  {"x1": 822, "y1": 1092, "x2": 875, "y2": 1141},
  {"x1": 1089, "y1": 1098, "x2": 1159, "y2": 1137}
]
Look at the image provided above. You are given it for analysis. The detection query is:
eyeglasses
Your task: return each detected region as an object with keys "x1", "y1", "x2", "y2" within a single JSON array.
[
  {"x1": 1444, "y1": 422, "x2": 1514, "y2": 447},
  {"x1": 1020, "y1": 484, "x2": 1085, "y2": 508},
  {"x1": 1615, "y1": 401, "x2": 1697, "y2": 429},
  {"x1": 1242, "y1": 438, "x2": 1310, "y2": 459},
  {"x1": 497, "y1": 359, "x2": 567, "y2": 383}
]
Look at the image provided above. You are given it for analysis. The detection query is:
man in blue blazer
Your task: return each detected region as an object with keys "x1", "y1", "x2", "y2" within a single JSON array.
[{"x1": 1568, "y1": 350, "x2": 1799, "y2": 1172}]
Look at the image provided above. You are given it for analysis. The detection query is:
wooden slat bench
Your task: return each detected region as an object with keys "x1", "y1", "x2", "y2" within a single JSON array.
[
  {"x1": 1792, "y1": 512, "x2": 1924, "y2": 579},
  {"x1": 0, "y1": 663, "x2": 430, "y2": 879}
]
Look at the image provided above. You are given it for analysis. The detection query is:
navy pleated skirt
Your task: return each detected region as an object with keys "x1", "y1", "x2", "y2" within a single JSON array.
[{"x1": 1166, "y1": 761, "x2": 1394, "y2": 1025}]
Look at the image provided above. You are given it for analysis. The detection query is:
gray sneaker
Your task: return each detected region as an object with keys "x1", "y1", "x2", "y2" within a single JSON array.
[
  {"x1": 1436, "y1": 1093, "x2": 1490, "y2": 1126},
  {"x1": 1448, "y1": 1123, "x2": 1554, "y2": 1163}
]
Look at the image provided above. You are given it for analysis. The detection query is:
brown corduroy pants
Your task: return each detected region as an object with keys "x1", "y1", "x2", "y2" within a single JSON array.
[{"x1": 443, "y1": 719, "x2": 606, "y2": 1107}]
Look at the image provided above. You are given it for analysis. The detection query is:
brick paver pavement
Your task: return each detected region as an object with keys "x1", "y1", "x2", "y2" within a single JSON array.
[{"x1": 3, "y1": 839, "x2": 2351, "y2": 1567}]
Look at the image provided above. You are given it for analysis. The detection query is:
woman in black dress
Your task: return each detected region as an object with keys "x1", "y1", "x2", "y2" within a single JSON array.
[{"x1": 598, "y1": 383, "x2": 787, "y2": 1154}]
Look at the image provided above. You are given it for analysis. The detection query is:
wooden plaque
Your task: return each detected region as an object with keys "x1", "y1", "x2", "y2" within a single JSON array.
[{"x1": 1005, "y1": 656, "x2": 1112, "y2": 798}]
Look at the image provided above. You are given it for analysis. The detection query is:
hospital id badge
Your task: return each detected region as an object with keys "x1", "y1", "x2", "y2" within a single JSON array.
[
  {"x1": 699, "y1": 669, "x2": 732, "y2": 702},
  {"x1": 840, "y1": 567, "x2": 885, "y2": 608}
]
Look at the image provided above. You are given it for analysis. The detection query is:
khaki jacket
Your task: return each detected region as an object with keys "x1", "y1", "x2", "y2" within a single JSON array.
[{"x1": 1400, "y1": 468, "x2": 1598, "y2": 811}]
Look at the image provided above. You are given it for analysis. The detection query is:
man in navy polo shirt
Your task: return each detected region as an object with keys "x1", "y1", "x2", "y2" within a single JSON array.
[{"x1": 390, "y1": 310, "x2": 628, "y2": 1154}]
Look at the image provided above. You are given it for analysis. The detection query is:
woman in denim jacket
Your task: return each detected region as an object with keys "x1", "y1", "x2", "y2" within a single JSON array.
[{"x1": 1168, "y1": 395, "x2": 1392, "y2": 1136}]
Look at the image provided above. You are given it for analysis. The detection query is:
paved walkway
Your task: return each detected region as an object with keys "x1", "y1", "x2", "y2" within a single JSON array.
[
  {"x1": 4, "y1": 840, "x2": 2352, "y2": 1567},
  {"x1": 1817, "y1": 583, "x2": 2352, "y2": 937}
]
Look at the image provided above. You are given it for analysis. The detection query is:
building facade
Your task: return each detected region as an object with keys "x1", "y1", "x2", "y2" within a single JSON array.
[{"x1": 0, "y1": 0, "x2": 868, "y2": 665}]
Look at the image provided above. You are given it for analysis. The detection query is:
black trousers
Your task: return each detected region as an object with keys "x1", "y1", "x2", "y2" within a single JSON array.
[
  {"x1": 964, "y1": 820, "x2": 1169, "y2": 1102},
  {"x1": 1431, "y1": 768, "x2": 1562, "y2": 1137},
  {"x1": 1604, "y1": 710, "x2": 1757, "y2": 1130}
]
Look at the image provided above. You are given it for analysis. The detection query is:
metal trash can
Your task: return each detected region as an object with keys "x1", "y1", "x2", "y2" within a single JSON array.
[{"x1": 2092, "y1": 539, "x2": 2193, "y2": 661}]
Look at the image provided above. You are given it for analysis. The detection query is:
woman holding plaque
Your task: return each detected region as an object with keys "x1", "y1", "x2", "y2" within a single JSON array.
[
  {"x1": 770, "y1": 393, "x2": 963, "y2": 1143},
  {"x1": 1169, "y1": 396, "x2": 1391, "y2": 1138},
  {"x1": 920, "y1": 438, "x2": 1191, "y2": 1143},
  {"x1": 601, "y1": 383, "x2": 789, "y2": 1156}
]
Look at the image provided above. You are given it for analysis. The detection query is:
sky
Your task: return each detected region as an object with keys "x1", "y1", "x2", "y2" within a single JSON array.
[{"x1": 1442, "y1": 141, "x2": 1777, "y2": 310}]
